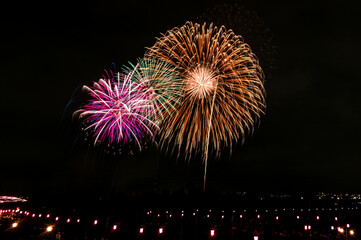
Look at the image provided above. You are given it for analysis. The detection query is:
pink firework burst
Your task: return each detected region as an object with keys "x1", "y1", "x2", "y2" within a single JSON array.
[{"x1": 74, "y1": 65, "x2": 158, "y2": 150}]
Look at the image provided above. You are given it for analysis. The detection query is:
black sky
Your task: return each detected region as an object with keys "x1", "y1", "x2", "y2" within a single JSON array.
[{"x1": 1, "y1": 0, "x2": 361, "y2": 198}]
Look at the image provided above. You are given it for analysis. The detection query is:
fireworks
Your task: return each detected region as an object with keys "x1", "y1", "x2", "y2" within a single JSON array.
[
  {"x1": 73, "y1": 65, "x2": 158, "y2": 150},
  {"x1": 147, "y1": 22, "x2": 265, "y2": 188},
  {"x1": 124, "y1": 58, "x2": 184, "y2": 125},
  {"x1": 71, "y1": 20, "x2": 266, "y2": 190},
  {"x1": 147, "y1": 21, "x2": 265, "y2": 157}
]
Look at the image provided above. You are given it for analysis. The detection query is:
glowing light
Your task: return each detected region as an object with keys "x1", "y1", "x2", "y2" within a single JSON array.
[
  {"x1": 94, "y1": 220, "x2": 98, "y2": 225},
  {"x1": 339, "y1": 227, "x2": 344, "y2": 233},
  {"x1": 210, "y1": 229, "x2": 215, "y2": 237},
  {"x1": 308, "y1": 225, "x2": 311, "y2": 230},
  {"x1": 276, "y1": 216, "x2": 279, "y2": 220},
  {"x1": 77, "y1": 219, "x2": 80, "y2": 223},
  {"x1": 12, "y1": 222, "x2": 18, "y2": 228},
  {"x1": 221, "y1": 215, "x2": 224, "y2": 219},
  {"x1": 335, "y1": 217, "x2": 338, "y2": 221},
  {"x1": 46, "y1": 226, "x2": 53, "y2": 232},
  {"x1": 240, "y1": 215, "x2": 243, "y2": 218},
  {"x1": 67, "y1": 219, "x2": 70, "y2": 223},
  {"x1": 38, "y1": 214, "x2": 42, "y2": 218},
  {"x1": 347, "y1": 224, "x2": 350, "y2": 228},
  {"x1": 297, "y1": 216, "x2": 300, "y2": 219},
  {"x1": 257, "y1": 215, "x2": 260, "y2": 219},
  {"x1": 316, "y1": 216, "x2": 320, "y2": 220},
  {"x1": 159, "y1": 228, "x2": 163, "y2": 234},
  {"x1": 304, "y1": 225, "x2": 308, "y2": 230},
  {"x1": 139, "y1": 228, "x2": 144, "y2": 234},
  {"x1": 46, "y1": 214, "x2": 50, "y2": 218},
  {"x1": 254, "y1": 236, "x2": 259, "y2": 240},
  {"x1": 55, "y1": 217, "x2": 59, "y2": 221},
  {"x1": 113, "y1": 225, "x2": 117, "y2": 230},
  {"x1": 331, "y1": 226, "x2": 334, "y2": 230},
  {"x1": 350, "y1": 230, "x2": 355, "y2": 235}
]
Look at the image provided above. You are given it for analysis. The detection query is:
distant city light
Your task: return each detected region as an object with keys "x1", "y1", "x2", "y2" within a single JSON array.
[
  {"x1": 347, "y1": 224, "x2": 350, "y2": 228},
  {"x1": 46, "y1": 226, "x2": 53, "y2": 232},
  {"x1": 257, "y1": 215, "x2": 260, "y2": 219},
  {"x1": 113, "y1": 225, "x2": 117, "y2": 230},
  {"x1": 254, "y1": 236, "x2": 259, "y2": 240},
  {"x1": 350, "y1": 230, "x2": 355, "y2": 235},
  {"x1": 77, "y1": 219, "x2": 80, "y2": 223},
  {"x1": 331, "y1": 226, "x2": 334, "y2": 230},
  {"x1": 308, "y1": 225, "x2": 311, "y2": 230},
  {"x1": 335, "y1": 217, "x2": 338, "y2": 221},
  {"x1": 67, "y1": 218, "x2": 70, "y2": 223},
  {"x1": 210, "y1": 229, "x2": 215, "y2": 237},
  {"x1": 12, "y1": 222, "x2": 18, "y2": 228},
  {"x1": 94, "y1": 220, "x2": 98, "y2": 225},
  {"x1": 297, "y1": 216, "x2": 300, "y2": 219},
  {"x1": 304, "y1": 225, "x2": 308, "y2": 230},
  {"x1": 46, "y1": 214, "x2": 50, "y2": 218},
  {"x1": 317, "y1": 216, "x2": 320, "y2": 220},
  {"x1": 139, "y1": 228, "x2": 144, "y2": 234},
  {"x1": 159, "y1": 228, "x2": 163, "y2": 234},
  {"x1": 55, "y1": 217, "x2": 59, "y2": 221}
]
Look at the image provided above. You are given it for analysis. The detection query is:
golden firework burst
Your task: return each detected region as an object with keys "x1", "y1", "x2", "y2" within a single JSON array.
[{"x1": 147, "y1": 21, "x2": 265, "y2": 189}]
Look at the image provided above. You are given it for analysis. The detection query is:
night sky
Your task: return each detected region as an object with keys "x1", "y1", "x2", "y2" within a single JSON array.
[{"x1": 1, "y1": 0, "x2": 361, "y2": 199}]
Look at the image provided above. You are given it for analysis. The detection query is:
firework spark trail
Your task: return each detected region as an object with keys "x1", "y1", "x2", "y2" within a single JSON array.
[
  {"x1": 147, "y1": 22, "x2": 265, "y2": 190},
  {"x1": 73, "y1": 65, "x2": 158, "y2": 150},
  {"x1": 124, "y1": 58, "x2": 184, "y2": 127}
]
